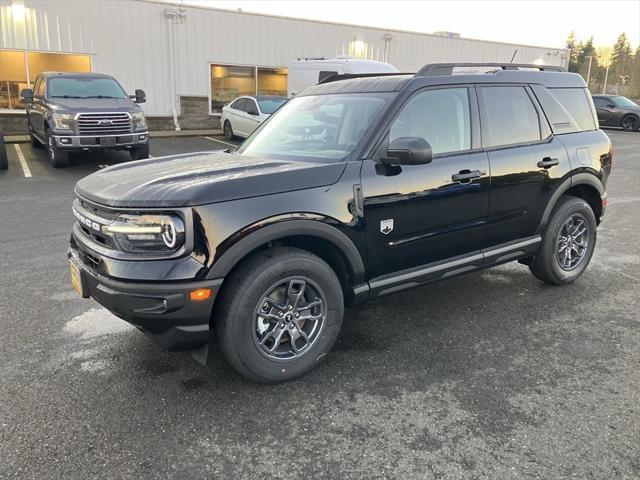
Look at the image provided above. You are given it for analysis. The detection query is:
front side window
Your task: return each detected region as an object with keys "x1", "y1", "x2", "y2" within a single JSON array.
[
  {"x1": 593, "y1": 97, "x2": 609, "y2": 108},
  {"x1": 390, "y1": 88, "x2": 471, "y2": 155},
  {"x1": 237, "y1": 93, "x2": 392, "y2": 162},
  {"x1": 47, "y1": 77, "x2": 126, "y2": 99},
  {"x1": 480, "y1": 86, "x2": 541, "y2": 147}
]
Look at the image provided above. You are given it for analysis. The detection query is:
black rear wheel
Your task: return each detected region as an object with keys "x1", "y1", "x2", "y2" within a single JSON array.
[
  {"x1": 621, "y1": 115, "x2": 639, "y2": 132},
  {"x1": 215, "y1": 247, "x2": 343, "y2": 383},
  {"x1": 529, "y1": 196, "x2": 597, "y2": 285}
]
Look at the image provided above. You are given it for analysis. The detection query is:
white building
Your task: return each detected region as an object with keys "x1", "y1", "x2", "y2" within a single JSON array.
[{"x1": 0, "y1": 0, "x2": 568, "y2": 132}]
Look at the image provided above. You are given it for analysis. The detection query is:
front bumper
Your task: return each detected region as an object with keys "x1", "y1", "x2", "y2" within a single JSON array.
[
  {"x1": 53, "y1": 131, "x2": 149, "y2": 150},
  {"x1": 68, "y1": 245, "x2": 222, "y2": 351}
]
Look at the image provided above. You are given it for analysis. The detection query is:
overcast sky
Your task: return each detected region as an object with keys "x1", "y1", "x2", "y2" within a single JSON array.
[{"x1": 181, "y1": 0, "x2": 640, "y2": 48}]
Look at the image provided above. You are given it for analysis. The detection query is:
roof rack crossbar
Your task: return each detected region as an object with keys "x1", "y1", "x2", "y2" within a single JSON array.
[
  {"x1": 317, "y1": 72, "x2": 415, "y2": 85},
  {"x1": 417, "y1": 63, "x2": 565, "y2": 76}
]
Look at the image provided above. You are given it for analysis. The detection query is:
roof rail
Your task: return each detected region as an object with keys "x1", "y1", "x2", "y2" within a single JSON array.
[
  {"x1": 417, "y1": 63, "x2": 566, "y2": 76},
  {"x1": 317, "y1": 72, "x2": 414, "y2": 85}
]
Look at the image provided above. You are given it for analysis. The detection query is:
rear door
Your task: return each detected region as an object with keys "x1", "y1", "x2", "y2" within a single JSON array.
[
  {"x1": 478, "y1": 85, "x2": 570, "y2": 246},
  {"x1": 231, "y1": 98, "x2": 250, "y2": 136}
]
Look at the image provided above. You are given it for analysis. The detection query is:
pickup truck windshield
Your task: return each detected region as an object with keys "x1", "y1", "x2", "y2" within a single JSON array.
[
  {"x1": 238, "y1": 93, "x2": 392, "y2": 162},
  {"x1": 48, "y1": 77, "x2": 127, "y2": 99}
]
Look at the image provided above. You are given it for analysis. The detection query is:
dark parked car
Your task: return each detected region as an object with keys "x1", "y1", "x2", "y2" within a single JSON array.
[
  {"x1": 592, "y1": 94, "x2": 640, "y2": 131},
  {"x1": 68, "y1": 63, "x2": 612, "y2": 383},
  {"x1": 20, "y1": 72, "x2": 149, "y2": 167}
]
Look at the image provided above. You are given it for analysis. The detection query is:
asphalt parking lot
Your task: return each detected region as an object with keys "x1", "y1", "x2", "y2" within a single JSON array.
[{"x1": 0, "y1": 130, "x2": 638, "y2": 479}]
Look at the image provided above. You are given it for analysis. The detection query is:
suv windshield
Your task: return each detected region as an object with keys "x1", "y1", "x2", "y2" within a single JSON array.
[
  {"x1": 48, "y1": 77, "x2": 127, "y2": 99},
  {"x1": 612, "y1": 96, "x2": 639, "y2": 108},
  {"x1": 257, "y1": 97, "x2": 287, "y2": 114},
  {"x1": 238, "y1": 93, "x2": 392, "y2": 162}
]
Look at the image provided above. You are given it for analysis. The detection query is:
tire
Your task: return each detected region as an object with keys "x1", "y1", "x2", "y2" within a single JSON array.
[
  {"x1": 46, "y1": 128, "x2": 69, "y2": 168},
  {"x1": 0, "y1": 135, "x2": 8, "y2": 170},
  {"x1": 215, "y1": 247, "x2": 344, "y2": 383},
  {"x1": 130, "y1": 143, "x2": 150, "y2": 160},
  {"x1": 529, "y1": 196, "x2": 597, "y2": 285},
  {"x1": 28, "y1": 122, "x2": 42, "y2": 149},
  {"x1": 621, "y1": 114, "x2": 639, "y2": 132},
  {"x1": 223, "y1": 120, "x2": 235, "y2": 141}
]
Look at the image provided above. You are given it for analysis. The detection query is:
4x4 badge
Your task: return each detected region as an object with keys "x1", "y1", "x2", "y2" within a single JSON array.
[{"x1": 380, "y1": 219, "x2": 394, "y2": 235}]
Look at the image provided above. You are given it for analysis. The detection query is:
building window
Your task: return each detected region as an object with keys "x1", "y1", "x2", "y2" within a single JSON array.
[
  {"x1": 0, "y1": 50, "x2": 27, "y2": 110},
  {"x1": 0, "y1": 49, "x2": 91, "y2": 110},
  {"x1": 210, "y1": 64, "x2": 288, "y2": 114},
  {"x1": 257, "y1": 67, "x2": 287, "y2": 96}
]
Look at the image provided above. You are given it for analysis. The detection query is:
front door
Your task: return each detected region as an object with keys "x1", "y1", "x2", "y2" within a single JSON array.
[
  {"x1": 361, "y1": 86, "x2": 490, "y2": 278},
  {"x1": 593, "y1": 97, "x2": 615, "y2": 126}
]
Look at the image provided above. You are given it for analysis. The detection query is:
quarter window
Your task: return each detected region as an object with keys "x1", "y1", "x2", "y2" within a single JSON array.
[
  {"x1": 390, "y1": 88, "x2": 471, "y2": 155},
  {"x1": 548, "y1": 88, "x2": 596, "y2": 132},
  {"x1": 480, "y1": 86, "x2": 541, "y2": 147}
]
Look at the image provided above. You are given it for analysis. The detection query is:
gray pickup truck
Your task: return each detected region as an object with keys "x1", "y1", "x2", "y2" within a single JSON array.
[{"x1": 20, "y1": 72, "x2": 149, "y2": 167}]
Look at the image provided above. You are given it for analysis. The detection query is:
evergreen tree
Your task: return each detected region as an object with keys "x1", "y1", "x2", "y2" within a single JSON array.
[
  {"x1": 611, "y1": 32, "x2": 633, "y2": 88},
  {"x1": 566, "y1": 31, "x2": 582, "y2": 72}
]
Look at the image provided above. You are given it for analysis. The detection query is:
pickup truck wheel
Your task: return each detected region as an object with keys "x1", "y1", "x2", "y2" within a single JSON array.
[
  {"x1": 46, "y1": 129, "x2": 69, "y2": 168},
  {"x1": 215, "y1": 247, "x2": 344, "y2": 383},
  {"x1": 620, "y1": 114, "x2": 639, "y2": 132},
  {"x1": 28, "y1": 122, "x2": 42, "y2": 149},
  {"x1": 0, "y1": 135, "x2": 8, "y2": 170},
  {"x1": 130, "y1": 143, "x2": 150, "y2": 160},
  {"x1": 529, "y1": 196, "x2": 597, "y2": 285},
  {"x1": 223, "y1": 120, "x2": 235, "y2": 140}
]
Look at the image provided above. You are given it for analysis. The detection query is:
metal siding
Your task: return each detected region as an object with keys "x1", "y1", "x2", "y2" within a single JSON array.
[{"x1": 0, "y1": 0, "x2": 567, "y2": 116}]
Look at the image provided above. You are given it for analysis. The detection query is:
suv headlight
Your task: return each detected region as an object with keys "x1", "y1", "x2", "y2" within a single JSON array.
[
  {"x1": 102, "y1": 214, "x2": 185, "y2": 254},
  {"x1": 132, "y1": 111, "x2": 147, "y2": 130},
  {"x1": 52, "y1": 113, "x2": 74, "y2": 131}
]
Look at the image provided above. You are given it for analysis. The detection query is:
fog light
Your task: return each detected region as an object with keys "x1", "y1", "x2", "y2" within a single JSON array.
[
  {"x1": 138, "y1": 134, "x2": 147, "y2": 140},
  {"x1": 189, "y1": 288, "x2": 212, "y2": 301},
  {"x1": 60, "y1": 137, "x2": 71, "y2": 144}
]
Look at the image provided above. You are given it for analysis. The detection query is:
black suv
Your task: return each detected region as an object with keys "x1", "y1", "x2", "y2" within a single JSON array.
[
  {"x1": 21, "y1": 72, "x2": 149, "y2": 167},
  {"x1": 68, "y1": 63, "x2": 612, "y2": 383}
]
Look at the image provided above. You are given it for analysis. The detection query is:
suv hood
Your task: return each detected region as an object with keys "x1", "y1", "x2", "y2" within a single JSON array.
[
  {"x1": 50, "y1": 97, "x2": 139, "y2": 113},
  {"x1": 75, "y1": 151, "x2": 347, "y2": 208}
]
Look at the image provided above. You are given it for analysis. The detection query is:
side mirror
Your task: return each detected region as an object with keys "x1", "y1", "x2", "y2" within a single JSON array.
[
  {"x1": 606, "y1": 103, "x2": 615, "y2": 108},
  {"x1": 134, "y1": 89, "x2": 146, "y2": 103},
  {"x1": 20, "y1": 88, "x2": 33, "y2": 103},
  {"x1": 246, "y1": 108, "x2": 259, "y2": 116},
  {"x1": 383, "y1": 137, "x2": 433, "y2": 166}
]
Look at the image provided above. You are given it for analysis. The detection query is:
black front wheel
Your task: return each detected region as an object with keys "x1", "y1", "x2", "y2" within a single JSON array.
[
  {"x1": 529, "y1": 196, "x2": 597, "y2": 285},
  {"x1": 46, "y1": 129, "x2": 69, "y2": 168},
  {"x1": 621, "y1": 115, "x2": 639, "y2": 132},
  {"x1": 0, "y1": 135, "x2": 8, "y2": 170},
  {"x1": 215, "y1": 247, "x2": 344, "y2": 383},
  {"x1": 130, "y1": 143, "x2": 150, "y2": 160}
]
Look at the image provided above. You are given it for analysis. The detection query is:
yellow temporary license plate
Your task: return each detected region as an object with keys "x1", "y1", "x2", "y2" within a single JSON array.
[{"x1": 69, "y1": 260, "x2": 84, "y2": 297}]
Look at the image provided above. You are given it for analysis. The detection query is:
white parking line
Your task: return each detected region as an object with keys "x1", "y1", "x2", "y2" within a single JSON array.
[
  {"x1": 204, "y1": 136, "x2": 237, "y2": 148},
  {"x1": 13, "y1": 144, "x2": 32, "y2": 178}
]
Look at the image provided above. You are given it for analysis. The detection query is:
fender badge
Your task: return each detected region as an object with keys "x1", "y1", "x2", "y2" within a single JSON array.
[{"x1": 380, "y1": 219, "x2": 394, "y2": 235}]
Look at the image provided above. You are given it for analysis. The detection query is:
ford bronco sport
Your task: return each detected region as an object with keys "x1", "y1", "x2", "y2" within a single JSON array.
[
  {"x1": 68, "y1": 63, "x2": 612, "y2": 383},
  {"x1": 21, "y1": 72, "x2": 149, "y2": 167}
]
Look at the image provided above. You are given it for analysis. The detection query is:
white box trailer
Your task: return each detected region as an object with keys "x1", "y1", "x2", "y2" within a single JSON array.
[{"x1": 287, "y1": 57, "x2": 399, "y2": 97}]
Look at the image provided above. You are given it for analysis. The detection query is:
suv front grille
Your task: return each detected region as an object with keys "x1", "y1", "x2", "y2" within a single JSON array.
[{"x1": 76, "y1": 112, "x2": 132, "y2": 135}]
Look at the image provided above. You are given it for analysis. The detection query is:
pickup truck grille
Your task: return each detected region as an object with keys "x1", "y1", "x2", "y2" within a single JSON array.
[{"x1": 76, "y1": 112, "x2": 132, "y2": 135}]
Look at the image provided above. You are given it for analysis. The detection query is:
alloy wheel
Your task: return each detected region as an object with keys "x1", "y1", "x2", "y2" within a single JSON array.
[
  {"x1": 556, "y1": 214, "x2": 589, "y2": 270},
  {"x1": 622, "y1": 116, "x2": 637, "y2": 131},
  {"x1": 253, "y1": 277, "x2": 327, "y2": 360}
]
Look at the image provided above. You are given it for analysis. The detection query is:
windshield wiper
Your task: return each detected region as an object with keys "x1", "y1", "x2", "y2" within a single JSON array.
[
  {"x1": 86, "y1": 95, "x2": 119, "y2": 99},
  {"x1": 50, "y1": 95, "x2": 87, "y2": 99}
]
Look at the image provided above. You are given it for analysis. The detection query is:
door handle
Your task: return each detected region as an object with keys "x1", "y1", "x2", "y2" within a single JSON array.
[
  {"x1": 452, "y1": 169, "x2": 484, "y2": 183},
  {"x1": 537, "y1": 157, "x2": 559, "y2": 169}
]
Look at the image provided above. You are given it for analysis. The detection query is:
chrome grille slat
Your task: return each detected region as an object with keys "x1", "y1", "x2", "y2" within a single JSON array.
[{"x1": 76, "y1": 112, "x2": 132, "y2": 136}]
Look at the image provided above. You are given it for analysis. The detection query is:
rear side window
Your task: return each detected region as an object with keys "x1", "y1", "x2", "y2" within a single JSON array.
[
  {"x1": 531, "y1": 84, "x2": 580, "y2": 134},
  {"x1": 318, "y1": 71, "x2": 338, "y2": 82},
  {"x1": 479, "y1": 86, "x2": 541, "y2": 148},
  {"x1": 230, "y1": 98, "x2": 242, "y2": 109},
  {"x1": 390, "y1": 87, "x2": 471, "y2": 155},
  {"x1": 548, "y1": 88, "x2": 596, "y2": 132}
]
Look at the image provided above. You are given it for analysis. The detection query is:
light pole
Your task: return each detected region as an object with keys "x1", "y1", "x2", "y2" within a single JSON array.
[
  {"x1": 585, "y1": 55, "x2": 593, "y2": 89},
  {"x1": 602, "y1": 64, "x2": 609, "y2": 94}
]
